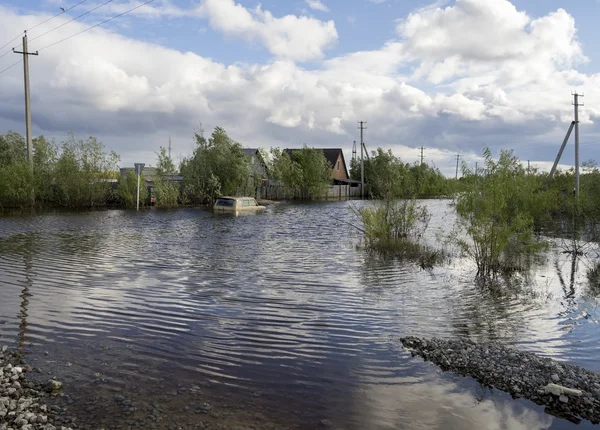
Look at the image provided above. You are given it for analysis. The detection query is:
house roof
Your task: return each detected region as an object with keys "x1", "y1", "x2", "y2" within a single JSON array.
[
  {"x1": 242, "y1": 148, "x2": 259, "y2": 156},
  {"x1": 284, "y1": 148, "x2": 345, "y2": 168}
]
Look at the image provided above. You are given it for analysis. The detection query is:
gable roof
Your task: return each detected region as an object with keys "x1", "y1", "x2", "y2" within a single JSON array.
[
  {"x1": 284, "y1": 148, "x2": 345, "y2": 167},
  {"x1": 242, "y1": 148, "x2": 259, "y2": 156}
]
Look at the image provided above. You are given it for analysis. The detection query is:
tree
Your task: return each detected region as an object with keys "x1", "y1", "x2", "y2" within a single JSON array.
[
  {"x1": 117, "y1": 170, "x2": 145, "y2": 209},
  {"x1": 0, "y1": 131, "x2": 31, "y2": 208},
  {"x1": 154, "y1": 146, "x2": 180, "y2": 208},
  {"x1": 53, "y1": 134, "x2": 120, "y2": 208},
  {"x1": 181, "y1": 125, "x2": 250, "y2": 204},
  {"x1": 33, "y1": 136, "x2": 58, "y2": 205},
  {"x1": 269, "y1": 147, "x2": 302, "y2": 195},
  {"x1": 292, "y1": 146, "x2": 332, "y2": 199},
  {"x1": 453, "y1": 148, "x2": 550, "y2": 278}
]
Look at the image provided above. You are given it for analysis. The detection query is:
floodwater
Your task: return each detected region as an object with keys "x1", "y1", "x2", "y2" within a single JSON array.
[{"x1": 0, "y1": 200, "x2": 599, "y2": 429}]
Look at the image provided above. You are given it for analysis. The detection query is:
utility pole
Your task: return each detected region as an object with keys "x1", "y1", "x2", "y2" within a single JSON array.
[
  {"x1": 168, "y1": 137, "x2": 172, "y2": 160},
  {"x1": 455, "y1": 154, "x2": 460, "y2": 179},
  {"x1": 419, "y1": 146, "x2": 425, "y2": 165},
  {"x1": 527, "y1": 160, "x2": 530, "y2": 174},
  {"x1": 574, "y1": 92, "x2": 583, "y2": 198},
  {"x1": 13, "y1": 31, "x2": 38, "y2": 206},
  {"x1": 13, "y1": 31, "x2": 38, "y2": 170},
  {"x1": 475, "y1": 161, "x2": 478, "y2": 175},
  {"x1": 358, "y1": 121, "x2": 367, "y2": 199},
  {"x1": 351, "y1": 140, "x2": 357, "y2": 163}
]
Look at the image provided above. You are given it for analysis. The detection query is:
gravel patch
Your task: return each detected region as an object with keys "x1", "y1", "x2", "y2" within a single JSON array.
[
  {"x1": 401, "y1": 336, "x2": 600, "y2": 424},
  {"x1": 0, "y1": 346, "x2": 72, "y2": 430}
]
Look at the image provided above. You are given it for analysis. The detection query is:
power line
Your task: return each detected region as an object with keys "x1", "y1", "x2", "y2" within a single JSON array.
[
  {"x1": 28, "y1": 0, "x2": 89, "y2": 34},
  {"x1": 0, "y1": 59, "x2": 22, "y2": 76},
  {"x1": 0, "y1": 0, "x2": 155, "y2": 77},
  {"x1": 37, "y1": 0, "x2": 155, "y2": 52},
  {"x1": 29, "y1": 0, "x2": 115, "y2": 45},
  {"x1": 0, "y1": 0, "x2": 88, "y2": 53}
]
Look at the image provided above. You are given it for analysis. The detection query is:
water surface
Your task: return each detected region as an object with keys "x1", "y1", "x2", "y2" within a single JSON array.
[{"x1": 0, "y1": 200, "x2": 599, "y2": 429}]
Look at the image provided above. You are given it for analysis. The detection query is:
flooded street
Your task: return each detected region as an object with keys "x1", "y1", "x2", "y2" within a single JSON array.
[{"x1": 0, "y1": 200, "x2": 599, "y2": 429}]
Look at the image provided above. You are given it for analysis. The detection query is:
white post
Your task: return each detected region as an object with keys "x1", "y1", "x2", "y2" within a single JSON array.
[
  {"x1": 134, "y1": 163, "x2": 145, "y2": 211},
  {"x1": 136, "y1": 173, "x2": 141, "y2": 211}
]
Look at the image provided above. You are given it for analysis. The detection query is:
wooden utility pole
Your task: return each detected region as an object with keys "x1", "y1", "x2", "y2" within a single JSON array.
[
  {"x1": 455, "y1": 154, "x2": 460, "y2": 179},
  {"x1": 13, "y1": 31, "x2": 38, "y2": 206},
  {"x1": 358, "y1": 121, "x2": 367, "y2": 199}
]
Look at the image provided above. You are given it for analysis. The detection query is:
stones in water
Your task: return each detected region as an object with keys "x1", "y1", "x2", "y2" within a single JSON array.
[
  {"x1": 1, "y1": 348, "x2": 72, "y2": 430},
  {"x1": 45, "y1": 380, "x2": 62, "y2": 393},
  {"x1": 401, "y1": 336, "x2": 600, "y2": 425}
]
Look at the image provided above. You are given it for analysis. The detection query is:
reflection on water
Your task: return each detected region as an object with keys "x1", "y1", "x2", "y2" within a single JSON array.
[{"x1": 0, "y1": 201, "x2": 599, "y2": 429}]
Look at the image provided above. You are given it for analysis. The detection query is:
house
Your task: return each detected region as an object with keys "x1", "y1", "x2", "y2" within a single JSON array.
[
  {"x1": 284, "y1": 148, "x2": 350, "y2": 182},
  {"x1": 242, "y1": 148, "x2": 268, "y2": 187}
]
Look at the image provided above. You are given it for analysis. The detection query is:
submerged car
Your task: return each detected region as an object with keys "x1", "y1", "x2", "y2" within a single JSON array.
[{"x1": 213, "y1": 196, "x2": 266, "y2": 212}]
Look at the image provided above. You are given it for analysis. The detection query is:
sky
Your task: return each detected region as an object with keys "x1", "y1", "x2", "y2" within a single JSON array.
[{"x1": 1, "y1": 0, "x2": 600, "y2": 176}]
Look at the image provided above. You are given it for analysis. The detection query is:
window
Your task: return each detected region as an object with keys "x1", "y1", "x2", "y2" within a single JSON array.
[
  {"x1": 215, "y1": 198, "x2": 234, "y2": 207},
  {"x1": 242, "y1": 199, "x2": 250, "y2": 207},
  {"x1": 337, "y1": 160, "x2": 340, "y2": 170}
]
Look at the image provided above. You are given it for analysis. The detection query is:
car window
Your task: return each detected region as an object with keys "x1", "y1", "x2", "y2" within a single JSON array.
[
  {"x1": 242, "y1": 199, "x2": 250, "y2": 207},
  {"x1": 216, "y1": 198, "x2": 234, "y2": 207}
]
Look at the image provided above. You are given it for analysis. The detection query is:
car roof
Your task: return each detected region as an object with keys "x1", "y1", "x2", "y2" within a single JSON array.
[{"x1": 217, "y1": 196, "x2": 255, "y2": 200}]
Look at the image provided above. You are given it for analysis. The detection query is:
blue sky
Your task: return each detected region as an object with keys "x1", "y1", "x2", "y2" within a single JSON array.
[{"x1": 1, "y1": 0, "x2": 600, "y2": 174}]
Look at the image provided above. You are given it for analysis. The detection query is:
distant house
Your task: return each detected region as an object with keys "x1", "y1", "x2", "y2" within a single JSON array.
[
  {"x1": 242, "y1": 148, "x2": 268, "y2": 187},
  {"x1": 284, "y1": 148, "x2": 350, "y2": 183}
]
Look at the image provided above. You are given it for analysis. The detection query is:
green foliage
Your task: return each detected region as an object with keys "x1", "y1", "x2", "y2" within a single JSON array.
[
  {"x1": 154, "y1": 146, "x2": 180, "y2": 208},
  {"x1": 53, "y1": 134, "x2": 120, "y2": 208},
  {"x1": 353, "y1": 198, "x2": 441, "y2": 268},
  {"x1": 454, "y1": 148, "x2": 550, "y2": 278},
  {"x1": 33, "y1": 136, "x2": 58, "y2": 205},
  {"x1": 181, "y1": 126, "x2": 250, "y2": 204},
  {"x1": 117, "y1": 170, "x2": 145, "y2": 209},
  {"x1": 292, "y1": 146, "x2": 331, "y2": 198},
  {"x1": 268, "y1": 146, "x2": 331, "y2": 199},
  {"x1": 268, "y1": 147, "x2": 301, "y2": 195},
  {"x1": 0, "y1": 131, "x2": 31, "y2": 208},
  {"x1": 351, "y1": 148, "x2": 453, "y2": 199},
  {"x1": 356, "y1": 199, "x2": 430, "y2": 243}
]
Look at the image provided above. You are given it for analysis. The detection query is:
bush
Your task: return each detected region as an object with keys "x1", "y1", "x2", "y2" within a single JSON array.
[{"x1": 454, "y1": 148, "x2": 549, "y2": 278}]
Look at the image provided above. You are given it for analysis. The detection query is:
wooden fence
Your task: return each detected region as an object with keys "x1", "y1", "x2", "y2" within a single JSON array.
[{"x1": 257, "y1": 184, "x2": 362, "y2": 201}]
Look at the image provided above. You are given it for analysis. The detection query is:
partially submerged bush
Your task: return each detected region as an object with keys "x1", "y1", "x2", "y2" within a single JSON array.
[
  {"x1": 353, "y1": 198, "x2": 444, "y2": 268},
  {"x1": 454, "y1": 148, "x2": 548, "y2": 278}
]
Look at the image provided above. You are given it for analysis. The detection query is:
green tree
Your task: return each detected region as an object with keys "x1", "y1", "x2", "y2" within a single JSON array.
[
  {"x1": 292, "y1": 146, "x2": 332, "y2": 199},
  {"x1": 53, "y1": 134, "x2": 120, "y2": 208},
  {"x1": 453, "y1": 148, "x2": 550, "y2": 278},
  {"x1": 33, "y1": 136, "x2": 58, "y2": 205},
  {"x1": 0, "y1": 131, "x2": 31, "y2": 208},
  {"x1": 117, "y1": 170, "x2": 146, "y2": 209},
  {"x1": 181, "y1": 126, "x2": 250, "y2": 204},
  {"x1": 154, "y1": 146, "x2": 180, "y2": 208},
  {"x1": 269, "y1": 147, "x2": 302, "y2": 196}
]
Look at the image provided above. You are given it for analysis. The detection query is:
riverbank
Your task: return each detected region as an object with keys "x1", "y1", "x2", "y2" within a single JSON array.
[
  {"x1": 0, "y1": 346, "x2": 72, "y2": 430},
  {"x1": 401, "y1": 336, "x2": 600, "y2": 424}
]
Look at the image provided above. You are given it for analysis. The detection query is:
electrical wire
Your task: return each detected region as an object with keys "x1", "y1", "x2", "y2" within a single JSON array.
[
  {"x1": 37, "y1": 0, "x2": 155, "y2": 52},
  {"x1": 0, "y1": 0, "x2": 155, "y2": 76},
  {"x1": 0, "y1": 0, "x2": 88, "y2": 51},
  {"x1": 29, "y1": 0, "x2": 114, "y2": 44},
  {"x1": 0, "y1": 59, "x2": 22, "y2": 76}
]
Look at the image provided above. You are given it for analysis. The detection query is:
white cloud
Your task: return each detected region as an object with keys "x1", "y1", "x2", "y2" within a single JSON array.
[
  {"x1": 305, "y1": 0, "x2": 329, "y2": 12},
  {"x1": 1, "y1": 1, "x2": 600, "y2": 174},
  {"x1": 197, "y1": 0, "x2": 338, "y2": 61}
]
